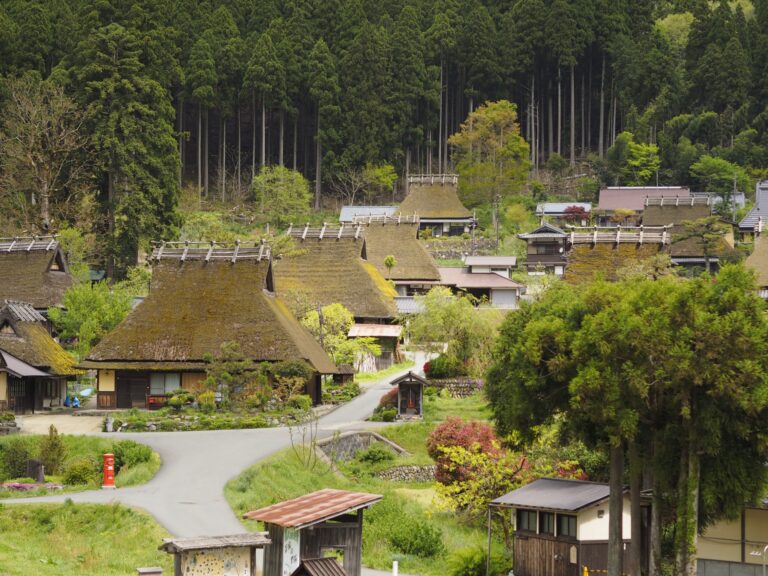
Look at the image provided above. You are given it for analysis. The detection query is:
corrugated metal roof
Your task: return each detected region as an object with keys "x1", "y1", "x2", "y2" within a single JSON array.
[
  {"x1": 0, "y1": 350, "x2": 52, "y2": 378},
  {"x1": 739, "y1": 181, "x2": 768, "y2": 230},
  {"x1": 598, "y1": 186, "x2": 690, "y2": 211},
  {"x1": 491, "y1": 478, "x2": 610, "y2": 511},
  {"x1": 535, "y1": 202, "x2": 592, "y2": 215},
  {"x1": 243, "y1": 489, "x2": 383, "y2": 529},
  {"x1": 159, "y1": 533, "x2": 270, "y2": 553},
  {"x1": 2, "y1": 301, "x2": 45, "y2": 322},
  {"x1": 463, "y1": 256, "x2": 518, "y2": 267},
  {"x1": 394, "y1": 296, "x2": 423, "y2": 315},
  {"x1": 340, "y1": 206, "x2": 397, "y2": 222},
  {"x1": 291, "y1": 558, "x2": 348, "y2": 576},
  {"x1": 348, "y1": 324, "x2": 402, "y2": 338}
]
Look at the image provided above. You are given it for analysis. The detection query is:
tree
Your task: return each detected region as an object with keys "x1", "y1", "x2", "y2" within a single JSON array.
[
  {"x1": 689, "y1": 155, "x2": 748, "y2": 211},
  {"x1": 251, "y1": 165, "x2": 311, "y2": 228},
  {"x1": 606, "y1": 131, "x2": 660, "y2": 186},
  {"x1": 301, "y1": 303, "x2": 380, "y2": 367},
  {"x1": 186, "y1": 38, "x2": 217, "y2": 197},
  {"x1": 0, "y1": 75, "x2": 92, "y2": 232},
  {"x1": 383, "y1": 255, "x2": 397, "y2": 279},
  {"x1": 675, "y1": 216, "x2": 728, "y2": 274},
  {"x1": 448, "y1": 100, "x2": 530, "y2": 208}
]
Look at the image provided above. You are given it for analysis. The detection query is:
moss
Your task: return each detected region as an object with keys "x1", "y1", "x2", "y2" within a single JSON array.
[
  {"x1": 362, "y1": 223, "x2": 441, "y2": 281},
  {"x1": 399, "y1": 183, "x2": 472, "y2": 219},
  {"x1": 0, "y1": 247, "x2": 74, "y2": 309},
  {"x1": 565, "y1": 244, "x2": 663, "y2": 284}
]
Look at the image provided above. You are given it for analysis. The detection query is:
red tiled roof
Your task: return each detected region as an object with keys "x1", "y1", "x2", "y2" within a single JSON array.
[{"x1": 243, "y1": 489, "x2": 383, "y2": 529}]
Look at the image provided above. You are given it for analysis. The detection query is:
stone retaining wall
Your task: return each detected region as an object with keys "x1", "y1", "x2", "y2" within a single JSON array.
[
  {"x1": 428, "y1": 378, "x2": 484, "y2": 398},
  {"x1": 316, "y1": 431, "x2": 407, "y2": 462},
  {"x1": 375, "y1": 465, "x2": 436, "y2": 483},
  {"x1": 0, "y1": 421, "x2": 19, "y2": 435}
]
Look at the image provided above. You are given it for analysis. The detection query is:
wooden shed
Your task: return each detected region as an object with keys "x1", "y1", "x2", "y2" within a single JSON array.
[
  {"x1": 243, "y1": 488, "x2": 382, "y2": 576},
  {"x1": 158, "y1": 533, "x2": 271, "y2": 576},
  {"x1": 290, "y1": 558, "x2": 348, "y2": 576},
  {"x1": 389, "y1": 371, "x2": 427, "y2": 419}
]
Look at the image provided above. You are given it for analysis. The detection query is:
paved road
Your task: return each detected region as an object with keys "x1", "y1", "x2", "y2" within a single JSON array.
[{"x1": 3, "y1": 355, "x2": 426, "y2": 539}]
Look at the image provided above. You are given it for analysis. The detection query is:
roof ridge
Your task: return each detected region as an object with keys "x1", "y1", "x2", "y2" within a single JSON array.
[
  {"x1": 150, "y1": 240, "x2": 271, "y2": 262},
  {"x1": 286, "y1": 223, "x2": 364, "y2": 240},
  {"x1": 0, "y1": 236, "x2": 59, "y2": 252}
]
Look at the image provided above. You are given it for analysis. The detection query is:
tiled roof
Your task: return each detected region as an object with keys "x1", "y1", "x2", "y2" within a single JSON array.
[
  {"x1": 2, "y1": 301, "x2": 46, "y2": 323},
  {"x1": 739, "y1": 181, "x2": 768, "y2": 231},
  {"x1": 438, "y1": 267, "x2": 523, "y2": 290},
  {"x1": 517, "y1": 222, "x2": 567, "y2": 240},
  {"x1": 394, "y1": 296, "x2": 423, "y2": 315},
  {"x1": 243, "y1": 489, "x2": 382, "y2": 529},
  {"x1": 598, "y1": 186, "x2": 690, "y2": 211},
  {"x1": 492, "y1": 478, "x2": 610, "y2": 511}
]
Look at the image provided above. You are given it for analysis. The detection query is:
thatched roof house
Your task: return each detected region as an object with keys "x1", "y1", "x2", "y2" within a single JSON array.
[
  {"x1": 746, "y1": 235, "x2": 768, "y2": 296},
  {"x1": 84, "y1": 241, "x2": 336, "y2": 409},
  {"x1": 400, "y1": 175, "x2": 473, "y2": 236},
  {"x1": 356, "y1": 218, "x2": 440, "y2": 295},
  {"x1": 274, "y1": 225, "x2": 397, "y2": 321},
  {"x1": 0, "y1": 301, "x2": 81, "y2": 413},
  {"x1": 0, "y1": 236, "x2": 74, "y2": 310}
]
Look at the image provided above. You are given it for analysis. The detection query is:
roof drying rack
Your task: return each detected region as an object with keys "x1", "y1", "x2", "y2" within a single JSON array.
[
  {"x1": 407, "y1": 174, "x2": 459, "y2": 185},
  {"x1": 150, "y1": 240, "x2": 271, "y2": 263},
  {"x1": 352, "y1": 213, "x2": 420, "y2": 225},
  {"x1": 0, "y1": 236, "x2": 59, "y2": 253},
  {"x1": 286, "y1": 222, "x2": 363, "y2": 240}
]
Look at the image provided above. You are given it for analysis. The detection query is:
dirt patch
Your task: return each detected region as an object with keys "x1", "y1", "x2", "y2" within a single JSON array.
[{"x1": 17, "y1": 414, "x2": 103, "y2": 435}]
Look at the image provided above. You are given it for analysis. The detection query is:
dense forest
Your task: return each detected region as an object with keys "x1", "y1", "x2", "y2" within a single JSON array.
[{"x1": 1, "y1": 0, "x2": 768, "y2": 274}]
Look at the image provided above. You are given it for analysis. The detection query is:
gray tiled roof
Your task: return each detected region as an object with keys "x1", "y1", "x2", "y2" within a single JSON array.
[
  {"x1": 491, "y1": 477, "x2": 610, "y2": 511},
  {"x1": 739, "y1": 181, "x2": 768, "y2": 230}
]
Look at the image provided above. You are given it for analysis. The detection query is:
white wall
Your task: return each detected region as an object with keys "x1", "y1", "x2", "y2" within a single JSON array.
[
  {"x1": 491, "y1": 289, "x2": 518, "y2": 309},
  {"x1": 577, "y1": 496, "x2": 633, "y2": 541}
]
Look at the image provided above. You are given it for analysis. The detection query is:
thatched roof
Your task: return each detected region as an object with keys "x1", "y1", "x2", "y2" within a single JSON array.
[
  {"x1": 84, "y1": 254, "x2": 336, "y2": 374},
  {"x1": 0, "y1": 237, "x2": 74, "y2": 309},
  {"x1": 565, "y1": 244, "x2": 663, "y2": 284},
  {"x1": 274, "y1": 228, "x2": 397, "y2": 320},
  {"x1": 642, "y1": 197, "x2": 713, "y2": 227},
  {"x1": 399, "y1": 177, "x2": 472, "y2": 219},
  {"x1": 746, "y1": 235, "x2": 768, "y2": 287},
  {"x1": 360, "y1": 221, "x2": 440, "y2": 282},
  {"x1": 0, "y1": 301, "x2": 81, "y2": 376}
]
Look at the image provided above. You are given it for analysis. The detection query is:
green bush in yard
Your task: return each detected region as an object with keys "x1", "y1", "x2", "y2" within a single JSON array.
[
  {"x1": 39, "y1": 425, "x2": 66, "y2": 475},
  {"x1": 112, "y1": 440, "x2": 152, "y2": 472},
  {"x1": 62, "y1": 458, "x2": 99, "y2": 485},
  {"x1": 447, "y1": 546, "x2": 509, "y2": 576},
  {"x1": 357, "y1": 443, "x2": 395, "y2": 464},
  {"x1": 389, "y1": 518, "x2": 444, "y2": 557},
  {"x1": 287, "y1": 394, "x2": 313, "y2": 412},
  {"x1": 1, "y1": 436, "x2": 33, "y2": 479}
]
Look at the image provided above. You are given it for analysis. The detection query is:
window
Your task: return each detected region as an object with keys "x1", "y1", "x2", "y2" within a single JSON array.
[
  {"x1": 535, "y1": 244, "x2": 562, "y2": 255},
  {"x1": 517, "y1": 509, "x2": 537, "y2": 532},
  {"x1": 540, "y1": 512, "x2": 555, "y2": 535},
  {"x1": 558, "y1": 514, "x2": 577, "y2": 539},
  {"x1": 150, "y1": 373, "x2": 181, "y2": 395}
]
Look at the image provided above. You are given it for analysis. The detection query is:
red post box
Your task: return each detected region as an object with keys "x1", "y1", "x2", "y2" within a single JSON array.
[{"x1": 102, "y1": 453, "x2": 115, "y2": 489}]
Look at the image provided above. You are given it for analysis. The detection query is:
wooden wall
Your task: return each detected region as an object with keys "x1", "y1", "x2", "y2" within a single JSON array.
[
  {"x1": 299, "y1": 511, "x2": 363, "y2": 576},
  {"x1": 513, "y1": 534, "x2": 579, "y2": 576}
]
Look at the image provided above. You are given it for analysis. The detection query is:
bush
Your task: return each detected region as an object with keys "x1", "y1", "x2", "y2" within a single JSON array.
[
  {"x1": 380, "y1": 408, "x2": 397, "y2": 422},
  {"x1": 62, "y1": 458, "x2": 99, "y2": 485},
  {"x1": 427, "y1": 418, "x2": 499, "y2": 484},
  {"x1": 0, "y1": 411, "x2": 16, "y2": 423},
  {"x1": 287, "y1": 394, "x2": 313, "y2": 412},
  {"x1": 40, "y1": 425, "x2": 66, "y2": 475},
  {"x1": 2, "y1": 437, "x2": 33, "y2": 479},
  {"x1": 378, "y1": 388, "x2": 398, "y2": 408},
  {"x1": 112, "y1": 440, "x2": 152, "y2": 473},
  {"x1": 357, "y1": 443, "x2": 395, "y2": 464},
  {"x1": 426, "y1": 354, "x2": 466, "y2": 378},
  {"x1": 447, "y1": 546, "x2": 509, "y2": 576},
  {"x1": 197, "y1": 390, "x2": 216, "y2": 412},
  {"x1": 389, "y1": 518, "x2": 444, "y2": 557}
]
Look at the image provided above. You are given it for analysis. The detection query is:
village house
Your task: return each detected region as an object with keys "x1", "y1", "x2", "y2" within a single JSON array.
[
  {"x1": 399, "y1": 174, "x2": 475, "y2": 237},
  {"x1": 535, "y1": 202, "x2": 592, "y2": 226},
  {"x1": 462, "y1": 255, "x2": 518, "y2": 277},
  {"x1": 517, "y1": 223, "x2": 569, "y2": 275},
  {"x1": 347, "y1": 323, "x2": 402, "y2": 372},
  {"x1": 0, "y1": 301, "x2": 82, "y2": 413},
  {"x1": 243, "y1": 488, "x2": 383, "y2": 576},
  {"x1": 0, "y1": 236, "x2": 75, "y2": 312},
  {"x1": 697, "y1": 500, "x2": 768, "y2": 575},
  {"x1": 438, "y1": 265, "x2": 524, "y2": 309},
  {"x1": 745, "y1": 234, "x2": 768, "y2": 298},
  {"x1": 82, "y1": 241, "x2": 337, "y2": 409},
  {"x1": 273, "y1": 224, "x2": 397, "y2": 323},
  {"x1": 491, "y1": 477, "x2": 648, "y2": 576},
  {"x1": 596, "y1": 186, "x2": 690, "y2": 225},
  {"x1": 739, "y1": 180, "x2": 768, "y2": 238}
]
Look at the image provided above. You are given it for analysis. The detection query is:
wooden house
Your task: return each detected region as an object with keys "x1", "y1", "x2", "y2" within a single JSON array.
[
  {"x1": 0, "y1": 236, "x2": 75, "y2": 312},
  {"x1": 400, "y1": 175, "x2": 474, "y2": 237},
  {"x1": 82, "y1": 241, "x2": 337, "y2": 409},
  {"x1": 491, "y1": 478, "x2": 648, "y2": 576},
  {"x1": 517, "y1": 223, "x2": 568, "y2": 275},
  {"x1": 158, "y1": 533, "x2": 271, "y2": 576},
  {"x1": 347, "y1": 324, "x2": 402, "y2": 372},
  {"x1": 0, "y1": 301, "x2": 82, "y2": 413},
  {"x1": 243, "y1": 488, "x2": 382, "y2": 576},
  {"x1": 291, "y1": 558, "x2": 348, "y2": 576},
  {"x1": 437, "y1": 266, "x2": 523, "y2": 309},
  {"x1": 355, "y1": 217, "x2": 441, "y2": 297},
  {"x1": 389, "y1": 371, "x2": 427, "y2": 419},
  {"x1": 462, "y1": 255, "x2": 517, "y2": 278},
  {"x1": 274, "y1": 224, "x2": 397, "y2": 323}
]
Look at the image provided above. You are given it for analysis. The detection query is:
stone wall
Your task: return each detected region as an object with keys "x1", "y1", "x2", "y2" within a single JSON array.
[
  {"x1": 0, "y1": 420, "x2": 19, "y2": 436},
  {"x1": 375, "y1": 465, "x2": 436, "y2": 483},
  {"x1": 428, "y1": 378, "x2": 484, "y2": 398},
  {"x1": 423, "y1": 238, "x2": 498, "y2": 260},
  {"x1": 316, "y1": 431, "x2": 407, "y2": 462}
]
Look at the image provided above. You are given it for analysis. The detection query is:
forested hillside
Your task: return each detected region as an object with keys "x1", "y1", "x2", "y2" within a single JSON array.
[{"x1": 1, "y1": 0, "x2": 767, "y2": 274}]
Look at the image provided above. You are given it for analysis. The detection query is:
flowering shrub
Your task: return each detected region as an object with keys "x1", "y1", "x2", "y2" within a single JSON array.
[{"x1": 427, "y1": 418, "x2": 500, "y2": 483}]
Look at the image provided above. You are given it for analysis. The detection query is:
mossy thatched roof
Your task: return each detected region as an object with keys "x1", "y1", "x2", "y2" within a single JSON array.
[
  {"x1": 85, "y1": 259, "x2": 336, "y2": 373},
  {"x1": 746, "y1": 236, "x2": 768, "y2": 287},
  {"x1": 273, "y1": 236, "x2": 397, "y2": 320},
  {"x1": 0, "y1": 301, "x2": 81, "y2": 376},
  {"x1": 0, "y1": 239, "x2": 74, "y2": 309},
  {"x1": 399, "y1": 182, "x2": 472, "y2": 219},
  {"x1": 565, "y1": 244, "x2": 663, "y2": 284},
  {"x1": 361, "y1": 222, "x2": 440, "y2": 281},
  {"x1": 642, "y1": 202, "x2": 712, "y2": 227}
]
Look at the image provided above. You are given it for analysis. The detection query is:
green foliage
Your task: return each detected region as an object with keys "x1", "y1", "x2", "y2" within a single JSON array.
[
  {"x1": 251, "y1": 165, "x2": 311, "y2": 228},
  {"x1": 203, "y1": 341, "x2": 261, "y2": 407},
  {"x1": 62, "y1": 458, "x2": 100, "y2": 486},
  {"x1": 112, "y1": 440, "x2": 152, "y2": 474},
  {"x1": 388, "y1": 518, "x2": 444, "y2": 557},
  {"x1": 39, "y1": 426, "x2": 66, "y2": 476},
  {"x1": 607, "y1": 131, "x2": 660, "y2": 185},
  {"x1": 302, "y1": 303, "x2": 380, "y2": 366},
  {"x1": 286, "y1": 395, "x2": 313, "y2": 412},
  {"x1": 1, "y1": 437, "x2": 33, "y2": 479},
  {"x1": 357, "y1": 443, "x2": 395, "y2": 465},
  {"x1": 383, "y1": 254, "x2": 397, "y2": 278},
  {"x1": 447, "y1": 546, "x2": 509, "y2": 576}
]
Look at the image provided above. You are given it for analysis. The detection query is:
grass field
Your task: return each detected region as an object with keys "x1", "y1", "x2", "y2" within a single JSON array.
[
  {"x1": 0, "y1": 502, "x2": 172, "y2": 575},
  {"x1": 225, "y1": 392, "x2": 507, "y2": 576}
]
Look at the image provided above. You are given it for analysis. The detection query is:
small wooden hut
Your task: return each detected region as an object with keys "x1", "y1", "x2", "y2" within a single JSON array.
[
  {"x1": 243, "y1": 488, "x2": 382, "y2": 576},
  {"x1": 389, "y1": 371, "x2": 427, "y2": 419},
  {"x1": 158, "y1": 533, "x2": 271, "y2": 576},
  {"x1": 290, "y1": 558, "x2": 348, "y2": 576}
]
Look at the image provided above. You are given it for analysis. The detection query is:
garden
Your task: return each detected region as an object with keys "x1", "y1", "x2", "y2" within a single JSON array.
[{"x1": 0, "y1": 425, "x2": 160, "y2": 497}]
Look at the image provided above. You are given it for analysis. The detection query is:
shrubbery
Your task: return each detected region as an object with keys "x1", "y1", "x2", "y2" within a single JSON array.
[
  {"x1": 356, "y1": 443, "x2": 395, "y2": 465},
  {"x1": 427, "y1": 417, "x2": 499, "y2": 483},
  {"x1": 62, "y1": 458, "x2": 100, "y2": 485},
  {"x1": 287, "y1": 395, "x2": 313, "y2": 412},
  {"x1": 447, "y1": 546, "x2": 509, "y2": 576},
  {"x1": 1, "y1": 437, "x2": 33, "y2": 479},
  {"x1": 388, "y1": 518, "x2": 444, "y2": 557},
  {"x1": 112, "y1": 440, "x2": 153, "y2": 473},
  {"x1": 39, "y1": 425, "x2": 65, "y2": 475}
]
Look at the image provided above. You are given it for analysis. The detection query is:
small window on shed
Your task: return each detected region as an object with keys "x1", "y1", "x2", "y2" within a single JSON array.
[
  {"x1": 540, "y1": 512, "x2": 555, "y2": 535},
  {"x1": 517, "y1": 509, "x2": 537, "y2": 532},
  {"x1": 557, "y1": 514, "x2": 577, "y2": 539}
]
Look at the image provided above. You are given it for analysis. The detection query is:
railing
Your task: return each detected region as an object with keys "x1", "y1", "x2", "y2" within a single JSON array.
[
  {"x1": 352, "y1": 213, "x2": 420, "y2": 225},
  {"x1": 566, "y1": 225, "x2": 672, "y2": 245},
  {"x1": 0, "y1": 235, "x2": 59, "y2": 253},
  {"x1": 286, "y1": 222, "x2": 363, "y2": 240},
  {"x1": 407, "y1": 174, "x2": 458, "y2": 185},
  {"x1": 645, "y1": 196, "x2": 711, "y2": 207},
  {"x1": 151, "y1": 240, "x2": 271, "y2": 262}
]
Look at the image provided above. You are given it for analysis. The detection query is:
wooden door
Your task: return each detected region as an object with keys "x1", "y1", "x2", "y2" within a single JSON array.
[{"x1": 116, "y1": 373, "x2": 149, "y2": 409}]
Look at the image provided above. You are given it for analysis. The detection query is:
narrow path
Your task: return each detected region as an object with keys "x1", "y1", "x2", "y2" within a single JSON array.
[{"x1": 3, "y1": 354, "x2": 426, "y2": 539}]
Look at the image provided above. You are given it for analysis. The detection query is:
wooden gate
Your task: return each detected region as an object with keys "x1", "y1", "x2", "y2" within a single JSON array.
[{"x1": 513, "y1": 535, "x2": 579, "y2": 576}]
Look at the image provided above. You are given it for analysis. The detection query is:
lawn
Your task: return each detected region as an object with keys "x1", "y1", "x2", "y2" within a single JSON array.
[
  {"x1": 354, "y1": 359, "x2": 415, "y2": 385},
  {"x1": 225, "y1": 391, "x2": 508, "y2": 576},
  {"x1": 0, "y1": 502, "x2": 172, "y2": 575},
  {"x1": 0, "y1": 434, "x2": 161, "y2": 497}
]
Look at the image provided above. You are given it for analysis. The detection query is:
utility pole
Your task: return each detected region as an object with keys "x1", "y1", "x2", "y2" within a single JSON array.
[
  {"x1": 317, "y1": 305, "x2": 325, "y2": 350},
  {"x1": 494, "y1": 193, "x2": 501, "y2": 254}
]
